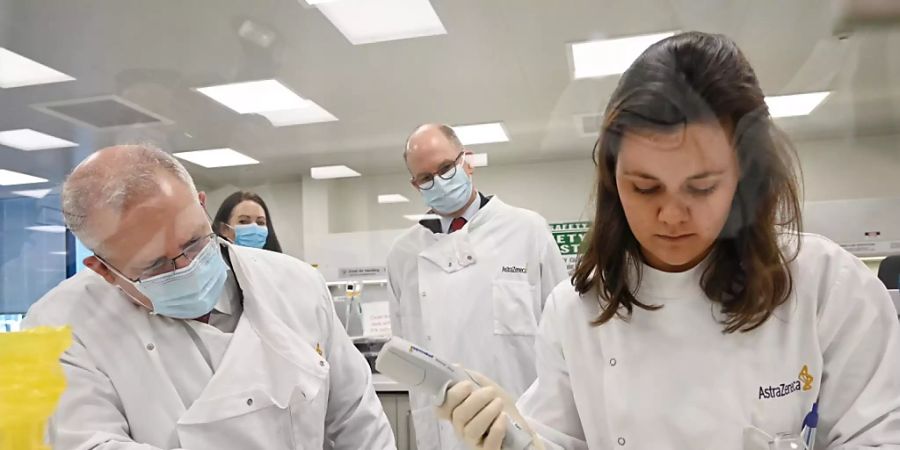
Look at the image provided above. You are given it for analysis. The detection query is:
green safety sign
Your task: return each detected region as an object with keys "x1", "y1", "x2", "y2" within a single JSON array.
[{"x1": 550, "y1": 221, "x2": 590, "y2": 256}]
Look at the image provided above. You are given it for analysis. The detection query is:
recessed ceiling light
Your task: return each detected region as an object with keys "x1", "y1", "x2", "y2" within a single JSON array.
[
  {"x1": 0, "y1": 169, "x2": 48, "y2": 186},
  {"x1": 468, "y1": 153, "x2": 488, "y2": 167},
  {"x1": 765, "y1": 92, "x2": 831, "y2": 118},
  {"x1": 315, "y1": 0, "x2": 447, "y2": 45},
  {"x1": 404, "y1": 213, "x2": 440, "y2": 221},
  {"x1": 196, "y1": 79, "x2": 307, "y2": 114},
  {"x1": 259, "y1": 101, "x2": 338, "y2": 127},
  {"x1": 570, "y1": 31, "x2": 676, "y2": 79},
  {"x1": 0, "y1": 129, "x2": 77, "y2": 151},
  {"x1": 311, "y1": 165, "x2": 361, "y2": 180},
  {"x1": 378, "y1": 194, "x2": 409, "y2": 204},
  {"x1": 173, "y1": 148, "x2": 260, "y2": 168},
  {"x1": 196, "y1": 79, "x2": 338, "y2": 125},
  {"x1": 304, "y1": 0, "x2": 335, "y2": 4},
  {"x1": 26, "y1": 225, "x2": 66, "y2": 233},
  {"x1": 452, "y1": 123, "x2": 509, "y2": 146},
  {"x1": 50, "y1": 251, "x2": 68, "y2": 255},
  {"x1": 12, "y1": 188, "x2": 52, "y2": 199},
  {"x1": 0, "y1": 48, "x2": 75, "y2": 88}
]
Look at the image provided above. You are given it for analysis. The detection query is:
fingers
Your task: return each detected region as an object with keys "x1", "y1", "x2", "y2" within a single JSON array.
[
  {"x1": 482, "y1": 412, "x2": 509, "y2": 450},
  {"x1": 462, "y1": 398, "x2": 505, "y2": 447},
  {"x1": 436, "y1": 380, "x2": 476, "y2": 420},
  {"x1": 466, "y1": 369, "x2": 496, "y2": 387},
  {"x1": 452, "y1": 386, "x2": 500, "y2": 436}
]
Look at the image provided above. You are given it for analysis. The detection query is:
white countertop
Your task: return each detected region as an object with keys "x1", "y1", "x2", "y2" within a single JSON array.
[{"x1": 373, "y1": 373, "x2": 408, "y2": 392}]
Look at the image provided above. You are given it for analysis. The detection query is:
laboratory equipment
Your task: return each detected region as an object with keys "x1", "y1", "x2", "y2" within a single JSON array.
[
  {"x1": 0, "y1": 326, "x2": 72, "y2": 450},
  {"x1": 375, "y1": 337, "x2": 535, "y2": 450}
]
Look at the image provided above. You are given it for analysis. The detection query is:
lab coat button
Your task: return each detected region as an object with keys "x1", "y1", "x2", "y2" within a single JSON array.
[
  {"x1": 618, "y1": 437, "x2": 625, "y2": 446},
  {"x1": 319, "y1": 360, "x2": 326, "y2": 367},
  {"x1": 609, "y1": 358, "x2": 617, "y2": 367},
  {"x1": 146, "y1": 343, "x2": 155, "y2": 351},
  {"x1": 246, "y1": 398, "x2": 253, "y2": 406},
  {"x1": 466, "y1": 255, "x2": 473, "y2": 261},
  {"x1": 421, "y1": 291, "x2": 427, "y2": 298},
  {"x1": 447, "y1": 262, "x2": 453, "y2": 268}
]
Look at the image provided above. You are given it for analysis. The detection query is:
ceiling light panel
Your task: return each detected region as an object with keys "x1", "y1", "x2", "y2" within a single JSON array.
[
  {"x1": 0, "y1": 48, "x2": 75, "y2": 88},
  {"x1": 315, "y1": 0, "x2": 447, "y2": 45},
  {"x1": 0, "y1": 129, "x2": 77, "y2": 151},
  {"x1": 452, "y1": 123, "x2": 509, "y2": 145},
  {"x1": 311, "y1": 165, "x2": 361, "y2": 179},
  {"x1": 570, "y1": 32, "x2": 675, "y2": 79},
  {"x1": 0, "y1": 169, "x2": 48, "y2": 186},
  {"x1": 173, "y1": 148, "x2": 260, "y2": 168},
  {"x1": 378, "y1": 194, "x2": 409, "y2": 204},
  {"x1": 765, "y1": 92, "x2": 831, "y2": 118}
]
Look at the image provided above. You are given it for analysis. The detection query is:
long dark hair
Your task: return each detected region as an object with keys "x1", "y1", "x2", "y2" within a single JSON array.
[
  {"x1": 212, "y1": 191, "x2": 283, "y2": 253},
  {"x1": 572, "y1": 31, "x2": 802, "y2": 333}
]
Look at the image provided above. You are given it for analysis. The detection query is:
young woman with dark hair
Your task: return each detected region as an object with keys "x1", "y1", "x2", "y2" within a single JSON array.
[{"x1": 436, "y1": 31, "x2": 900, "y2": 450}]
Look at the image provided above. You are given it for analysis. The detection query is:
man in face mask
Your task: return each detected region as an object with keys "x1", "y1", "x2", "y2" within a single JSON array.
[
  {"x1": 22, "y1": 145, "x2": 395, "y2": 450},
  {"x1": 385, "y1": 124, "x2": 568, "y2": 450}
]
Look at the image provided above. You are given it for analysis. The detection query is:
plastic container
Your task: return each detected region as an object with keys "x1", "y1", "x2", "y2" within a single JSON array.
[{"x1": 0, "y1": 326, "x2": 72, "y2": 450}]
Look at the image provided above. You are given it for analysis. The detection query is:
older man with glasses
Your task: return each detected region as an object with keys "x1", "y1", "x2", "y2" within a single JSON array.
[
  {"x1": 386, "y1": 124, "x2": 567, "y2": 450},
  {"x1": 23, "y1": 144, "x2": 395, "y2": 450}
]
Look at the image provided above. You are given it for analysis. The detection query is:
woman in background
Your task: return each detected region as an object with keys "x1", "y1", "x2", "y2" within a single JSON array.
[{"x1": 213, "y1": 191, "x2": 283, "y2": 253}]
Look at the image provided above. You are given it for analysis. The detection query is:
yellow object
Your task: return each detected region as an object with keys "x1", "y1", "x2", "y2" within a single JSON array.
[{"x1": 0, "y1": 326, "x2": 72, "y2": 450}]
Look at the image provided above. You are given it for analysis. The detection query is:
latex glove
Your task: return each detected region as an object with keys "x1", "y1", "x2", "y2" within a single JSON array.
[{"x1": 436, "y1": 369, "x2": 543, "y2": 450}]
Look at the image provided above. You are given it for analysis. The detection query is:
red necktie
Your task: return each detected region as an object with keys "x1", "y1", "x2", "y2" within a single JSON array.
[{"x1": 449, "y1": 217, "x2": 467, "y2": 233}]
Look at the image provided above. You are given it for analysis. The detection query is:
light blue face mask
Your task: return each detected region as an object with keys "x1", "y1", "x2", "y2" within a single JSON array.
[
  {"x1": 234, "y1": 224, "x2": 268, "y2": 249},
  {"x1": 420, "y1": 163, "x2": 473, "y2": 214},
  {"x1": 133, "y1": 239, "x2": 228, "y2": 319}
]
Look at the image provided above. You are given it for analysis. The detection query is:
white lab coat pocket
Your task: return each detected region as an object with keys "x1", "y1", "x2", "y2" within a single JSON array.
[
  {"x1": 177, "y1": 387, "x2": 296, "y2": 450},
  {"x1": 289, "y1": 368, "x2": 330, "y2": 450},
  {"x1": 492, "y1": 279, "x2": 539, "y2": 336}
]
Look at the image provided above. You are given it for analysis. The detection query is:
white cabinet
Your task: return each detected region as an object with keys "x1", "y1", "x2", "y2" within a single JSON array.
[{"x1": 378, "y1": 392, "x2": 417, "y2": 450}]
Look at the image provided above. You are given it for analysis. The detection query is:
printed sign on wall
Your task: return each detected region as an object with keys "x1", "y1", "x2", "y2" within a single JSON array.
[{"x1": 550, "y1": 221, "x2": 590, "y2": 274}]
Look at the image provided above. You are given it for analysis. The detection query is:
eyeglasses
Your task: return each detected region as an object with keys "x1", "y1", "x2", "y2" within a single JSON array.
[
  {"x1": 99, "y1": 232, "x2": 217, "y2": 283},
  {"x1": 412, "y1": 152, "x2": 465, "y2": 190}
]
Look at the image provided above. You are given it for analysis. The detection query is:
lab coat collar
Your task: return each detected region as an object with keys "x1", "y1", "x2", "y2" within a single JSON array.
[
  {"x1": 632, "y1": 256, "x2": 709, "y2": 300},
  {"x1": 178, "y1": 242, "x2": 329, "y2": 426},
  {"x1": 212, "y1": 268, "x2": 238, "y2": 316},
  {"x1": 416, "y1": 195, "x2": 505, "y2": 273},
  {"x1": 418, "y1": 192, "x2": 493, "y2": 234},
  {"x1": 439, "y1": 191, "x2": 483, "y2": 233}
]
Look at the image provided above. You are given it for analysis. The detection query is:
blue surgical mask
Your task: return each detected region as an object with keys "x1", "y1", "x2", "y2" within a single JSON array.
[
  {"x1": 134, "y1": 239, "x2": 228, "y2": 319},
  {"x1": 234, "y1": 224, "x2": 268, "y2": 249},
  {"x1": 420, "y1": 163, "x2": 473, "y2": 214}
]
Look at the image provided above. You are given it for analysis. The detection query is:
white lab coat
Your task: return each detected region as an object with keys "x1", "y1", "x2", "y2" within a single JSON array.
[
  {"x1": 387, "y1": 195, "x2": 568, "y2": 450},
  {"x1": 22, "y1": 242, "x2": 396, "y2": 450},
  {"x1": 518, "y1": 233, "x2": 900, "y2": 450}
]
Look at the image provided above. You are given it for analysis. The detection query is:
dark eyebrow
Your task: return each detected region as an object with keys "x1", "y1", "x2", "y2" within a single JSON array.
[
  {"x1": 686, "y1": 171, "x2": 725, "y2": 180},
  {"x1": 622, "y1": 171, "x2": 659, "y2": 180},
  {"x1": 622, "y1": 170, "x2": 725, "y2": 181}
]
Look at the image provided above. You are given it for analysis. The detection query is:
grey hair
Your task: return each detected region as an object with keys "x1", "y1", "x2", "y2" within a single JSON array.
[
  {"x1": 403, "y1": 124, "x2": 463, "y2": 162},
  {"x1": 62, "y1": 143, "x2": 197, "y2": 251}
]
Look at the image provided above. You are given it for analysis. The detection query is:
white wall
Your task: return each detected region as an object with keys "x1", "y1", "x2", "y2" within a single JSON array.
[
  {"x1": 320, "y1": 158, "x2": 597, "y2": 234},
  {"x1": 198, "y1": 133, "x2": 900, "y2": 275},
  {"x1": 797, "y1": 134, "x2": 900, "y2": 202},
  {"x1": 204, "y1": 181, "x2": 305, "y2": 258}
]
